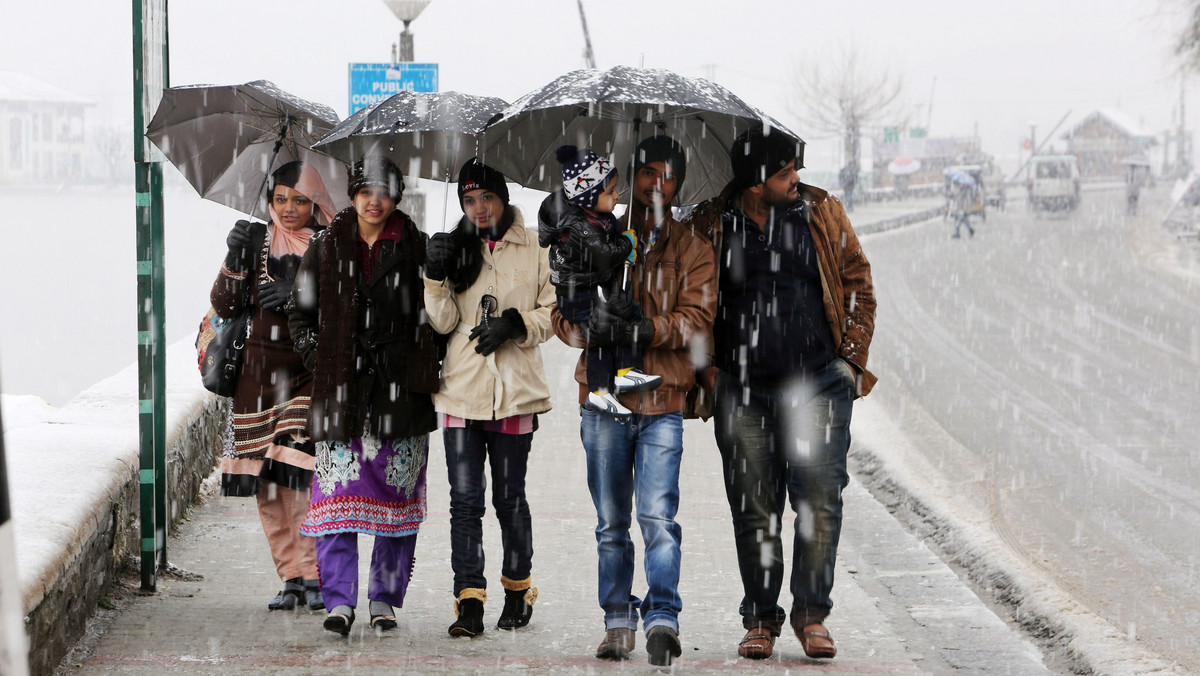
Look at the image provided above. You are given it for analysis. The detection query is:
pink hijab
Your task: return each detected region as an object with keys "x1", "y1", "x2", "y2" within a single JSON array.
[{"x1": 268, "y1": 162, "x2": 337, "y2": 260}]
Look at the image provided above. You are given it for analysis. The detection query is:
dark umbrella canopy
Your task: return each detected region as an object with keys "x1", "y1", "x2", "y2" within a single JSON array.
[
  {"x1": 315, "y1": 91, "x2": 508, "y2": 182},
  {"x1": 480, "y1": 65, "x2": 803, "y2": 206},
  {"x1": 146, "y1": 80, "x2": 351, "y2": 218}
]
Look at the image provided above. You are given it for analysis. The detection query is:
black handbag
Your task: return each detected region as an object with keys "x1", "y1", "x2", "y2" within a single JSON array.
[
  {"x1": 196, "y1": 224, "x2": 268, "y2": 396},
  {"x1": 196, "y1": 307, "x2": 252, "y2": 396}
]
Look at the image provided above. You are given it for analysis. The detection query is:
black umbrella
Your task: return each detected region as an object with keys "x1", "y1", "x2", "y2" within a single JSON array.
[
  {"x1": 315, "y1": 90, "x2": 507, "y2": 182},
  {"x1": 479, "y1": 65, "x2": 803, "y2": 206},
  {"x1": 146, "y1": 80, "x2": 350, "y2": 219}
]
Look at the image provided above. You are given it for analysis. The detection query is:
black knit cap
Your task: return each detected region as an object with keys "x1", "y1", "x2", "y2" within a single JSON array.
[
  {"x1": 632, "y1": 135, "x2": 687, "y2": 191},
  {"x1": 347, "y1": 154, "x2": 405, "y2": 201},
  {"x1": 456, "y1": 158, "x2": 510, "y2": 210},
  {"x1": 730, "y1": 126, "x2": 805, "y2": 188}
]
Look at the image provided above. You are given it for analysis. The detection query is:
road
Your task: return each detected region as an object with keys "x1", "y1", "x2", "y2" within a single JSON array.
[{"x1": 857, "y1": 188, "x2": 1200, "y2": 670}]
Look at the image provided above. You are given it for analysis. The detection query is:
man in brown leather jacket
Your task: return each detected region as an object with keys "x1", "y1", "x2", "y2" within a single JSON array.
[
  {"x1": 684, "y1": 126, "x2": 876, "y2": 661},
  {"x1": 553, "y1": 135, "x2": 716, "y2": 666}
]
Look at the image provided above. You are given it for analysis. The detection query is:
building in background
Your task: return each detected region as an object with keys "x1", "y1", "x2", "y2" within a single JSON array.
[
  {"x1": 0, "y1": 71, "x2": 93, "y2": 185},
  {"x1": 872, "y1": 128, "x2": 982, "y2": 191},
  {"x1": 1062, "y1": 110, "x2": 1157, "y2": 180}
]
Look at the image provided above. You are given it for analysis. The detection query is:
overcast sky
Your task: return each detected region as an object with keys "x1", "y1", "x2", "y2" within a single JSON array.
[{"x1": 3, "y1": 0, "x2": 1194, "y2": 173}]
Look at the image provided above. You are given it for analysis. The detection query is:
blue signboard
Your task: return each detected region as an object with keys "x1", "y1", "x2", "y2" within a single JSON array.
[{"x1": 348, "y1": 63, "x2": 439, "y2": 113}]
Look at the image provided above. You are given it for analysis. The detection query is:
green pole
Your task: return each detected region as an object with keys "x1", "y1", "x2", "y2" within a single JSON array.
[{"x1": 133, "y1": 0, "x2": 167, "y2": 590}]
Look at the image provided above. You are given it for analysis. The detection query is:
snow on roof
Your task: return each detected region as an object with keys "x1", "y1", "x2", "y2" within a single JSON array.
[
  {"x1": 1063, "y1": 109, "x2": 1156, "y2": 140},
  {"x1": 0, "y1": 71, "x2": 93, "y2": 105}
]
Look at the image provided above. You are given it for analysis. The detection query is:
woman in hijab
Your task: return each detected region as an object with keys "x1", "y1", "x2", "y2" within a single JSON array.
[
  {"x1": 210, "y1": 160, "x2": 336, "y2": 612},
  {"x1": 288, "y1": 154, "x2": 440, "y2": 636},
  {"x1": 423, "y1": 159, "x2": 556, "y2": 637}
]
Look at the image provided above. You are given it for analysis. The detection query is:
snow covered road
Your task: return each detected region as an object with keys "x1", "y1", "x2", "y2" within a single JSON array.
[{"x1": 856, "y1": 189, "x2": 1200, "y2": 672}]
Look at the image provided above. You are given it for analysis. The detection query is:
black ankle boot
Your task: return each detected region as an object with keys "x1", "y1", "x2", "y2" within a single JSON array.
[
  {"x1": 268, "y1": 577, "x2": 304, "y2": 611},
  {"x1": 497, "y1": 587, "x2": 536, "y2": 629},
  {"x1": 448, "y1": 598, "x2": 485, "y2": 637}
]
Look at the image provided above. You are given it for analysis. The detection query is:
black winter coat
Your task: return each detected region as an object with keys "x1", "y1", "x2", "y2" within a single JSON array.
[
  {"x1": 288, "y1": 207, "x2": 439, "y2": 442},
  {"x1": 536, "y1": 190, "x2": 631, "y2": 294}
]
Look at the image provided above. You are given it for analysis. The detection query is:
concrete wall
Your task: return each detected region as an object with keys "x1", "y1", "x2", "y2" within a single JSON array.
[{"x1": 6, "y1": 340, "x2": 225, "y2": 675}]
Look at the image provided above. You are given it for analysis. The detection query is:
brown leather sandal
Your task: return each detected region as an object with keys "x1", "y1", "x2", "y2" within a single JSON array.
[
  {"x1": 798, "y1": 623, "x2": 837, "y2": 659},
  {"x1": 738, "y1": 627, "x2": 776, "y2": 659}
]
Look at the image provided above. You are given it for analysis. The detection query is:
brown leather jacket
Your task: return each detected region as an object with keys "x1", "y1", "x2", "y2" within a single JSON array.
[
  {"x1": 684, "y1": 181, "x2": 878, "y2": 397},
  {"x1": 552, "y1": 208, "x2": 717, "y2": 416}
]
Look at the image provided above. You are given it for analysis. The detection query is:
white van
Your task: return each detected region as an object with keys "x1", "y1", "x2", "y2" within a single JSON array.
[{"x1": 1028, "y1": 155, "x2": 1081, "y2": 211}]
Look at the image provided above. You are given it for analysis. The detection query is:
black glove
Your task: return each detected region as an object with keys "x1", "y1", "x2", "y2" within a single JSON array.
[
  {"x1": 258, "y1": 279, "x2": 293, "y2": 311},
  {"x1": 605, "y1": 288, "x2": 638, "y2": 320},
  {"x1": 424, "y1": 233, "x2": 457, "y2": 281},
  {"x1": 586, "y1": 300, "x2": 625, "y2": 347},
  {"x1": 623, "y1": 317, "x2": 654, "y2": 347},
  {"x1": 224, "y1": 220, "x2": 255, "y2": 271},
  {"x1": 468, "y1": 307, "x2": 526, "y2": 356}
]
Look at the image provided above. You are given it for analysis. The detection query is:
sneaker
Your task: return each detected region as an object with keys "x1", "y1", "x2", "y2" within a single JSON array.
[
  {"x1": 646, "y1": 626, "x2": 682, "y2": 666},
  {"x1": 595, "y1": 627, "x2": 636, "y2": 660},
  {"x1": 613, "y1": 368, "x2": 662, "y2": 393},
  {"x1": 585, "y1": 391, "x2": 631, "y2": 418}
]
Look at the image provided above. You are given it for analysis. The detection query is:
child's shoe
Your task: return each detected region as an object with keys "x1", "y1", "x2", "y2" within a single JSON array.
[
  {"x1": 586, "y1": 391, "x2": 632, "y2": 418},
  {"x1": 613, "y1": 368, "x2": 662, "y2": 393}
]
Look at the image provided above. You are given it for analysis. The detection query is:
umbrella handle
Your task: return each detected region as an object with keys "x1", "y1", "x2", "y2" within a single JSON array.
[{"x1": 251, "y1": 130, "x2": 288, "y2": 221}]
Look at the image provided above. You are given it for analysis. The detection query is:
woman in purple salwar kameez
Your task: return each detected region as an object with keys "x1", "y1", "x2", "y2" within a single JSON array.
[{"x1": 288, "y1": 154, "x2": 440, "y2": 636}]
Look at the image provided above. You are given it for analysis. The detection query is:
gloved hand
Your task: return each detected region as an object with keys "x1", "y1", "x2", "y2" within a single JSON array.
[
  {"x1": 424, "y1": 232, "x2": 457, "y2": 281},
  {"x1": 623, "y1": 317, "x2": 654, "y2": 347},
  {"x1": 258, "y1": 279, "x2": 293, "y2": 311},
  {"x1": 469, "y1": 307, "x2": 526, "y2": 356},
  {"x1": 604, "y1": 288, "x2": 638, "y2": 320},
  {"x1": 586, "y1": 299, "x2": 625, "y2": 347},
  {"x1": 621, "y1": 229, "x2": 638, "y2": 264},
  {"x1": 224, "y1": 220, "x2": 255, "y2": 271}
]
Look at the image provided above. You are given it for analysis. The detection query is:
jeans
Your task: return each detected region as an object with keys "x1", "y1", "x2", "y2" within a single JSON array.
[
  {"x1": 444, "y1": 427, "x2": 533, "y2": 594},
  {"x1": 713, "y1": 359, "x2": 855, "y2": 631},
  {"x1": 581, "y1": 408, "x2": 683, "y2": 634}
]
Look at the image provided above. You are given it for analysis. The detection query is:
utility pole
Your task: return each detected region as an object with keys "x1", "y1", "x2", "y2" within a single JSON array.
[{"x1": 577, "y1": 0, "x2": 596, "y2": 68}]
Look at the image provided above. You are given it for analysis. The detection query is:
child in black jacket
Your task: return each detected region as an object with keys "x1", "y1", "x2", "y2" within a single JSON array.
[{"x1": 537, "y1": 145, "x2": 660, "y2": 417}]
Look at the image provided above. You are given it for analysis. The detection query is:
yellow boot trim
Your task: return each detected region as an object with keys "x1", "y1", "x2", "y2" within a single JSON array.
[
  {"x1": 452, "y1": 587, "x2": 486, "y2": 616},
  {"x1": 617, "y1": 367, "x2": 633, "y2": 377},
  {"x1": 500, "y1": 576, "x2": 538, "y2": 606},
  {"x1": 499, "y1": 576, "x2": 531, "y2": 591}
]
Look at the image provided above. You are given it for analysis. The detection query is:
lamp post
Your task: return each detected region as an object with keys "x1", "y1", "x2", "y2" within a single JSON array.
[{"x1": 384, "y1": 0, "x2": 431, "y2": 63}]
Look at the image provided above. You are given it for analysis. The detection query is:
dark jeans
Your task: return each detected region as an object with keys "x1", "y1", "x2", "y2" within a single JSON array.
[
  {"x1": 443, "y1": 426, "x2": 534, "y2": 594},
  {"x1": 713, "y1": 359, "x2": 856, "y2": 632},
  {"x1": 557, "y1": 289, "x2": 642, "y2": 392}
]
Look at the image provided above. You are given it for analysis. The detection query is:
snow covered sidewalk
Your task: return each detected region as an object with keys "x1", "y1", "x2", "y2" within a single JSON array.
[{"x1": 57, "y1": 337, "x2": 1049, "y2": 674}]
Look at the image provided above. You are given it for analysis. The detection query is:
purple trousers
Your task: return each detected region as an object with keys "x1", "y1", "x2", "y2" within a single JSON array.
[{"x1": 314, "y1": 531, "x2": 417, "y2": 609}]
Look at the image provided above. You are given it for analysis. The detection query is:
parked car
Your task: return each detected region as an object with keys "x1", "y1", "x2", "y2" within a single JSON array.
[{"x1": 1027, "y1": 155, "x2": 1081, "y2": 212}]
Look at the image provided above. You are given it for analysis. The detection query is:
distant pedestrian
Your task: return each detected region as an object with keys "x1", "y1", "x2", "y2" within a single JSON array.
[
  {"x1": 287, "y1": 155, "x2": 440, "y2": 636},
  {"x1": 538, "y1": 145, "x2": 664, "y2": 419},
  {"x1": 951, "y1": 182, "x2": 976, "y2": 238},
  {"x1": 686, "y1": 126, "x2": 877, "y2": 661},
  {"x1": 210, "y1": 160, "x2": 335, "y2": 614},
  {"x1": 553, "y1": 135, "x2": 716, "y2": 666},
  {"x1": 422, "y1": 159, "x2": 556, "y2": 637}
]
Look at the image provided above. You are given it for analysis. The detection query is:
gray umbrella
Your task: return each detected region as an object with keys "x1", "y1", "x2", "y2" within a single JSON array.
[
  {"x1": 479, "y1": 65, "x2": 803, "y2": 206},
  {"x1": 146, "y1": 80, "x2": 350, "y2": 219},
  {"x1": 314, "y1": 90, "x2": 508, "y2": 182}
]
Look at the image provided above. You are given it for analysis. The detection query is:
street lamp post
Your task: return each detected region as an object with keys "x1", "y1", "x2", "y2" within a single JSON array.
[{"x1": 384, "y1": 0, "x2": 431, "y2": 63}]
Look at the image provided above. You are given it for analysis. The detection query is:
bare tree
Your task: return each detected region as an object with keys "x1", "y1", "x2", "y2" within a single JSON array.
[
  {"x1": 787, "y1": 44, "x2": 907, "y2": 207},
  {"x1": 1175, "y1": 0, "x2": 1200, "y2": 71}
]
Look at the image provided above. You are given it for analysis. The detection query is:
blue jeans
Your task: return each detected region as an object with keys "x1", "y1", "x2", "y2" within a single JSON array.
[
  {"x1": 713, "y1": 359, "x2": 855, "y2": 632},
  {"x1": 580, "y1": 408, "x2": 683, "y2": 634},
  {"x1": 443, "y1": 427, "x2": 533, "y2": 595}
]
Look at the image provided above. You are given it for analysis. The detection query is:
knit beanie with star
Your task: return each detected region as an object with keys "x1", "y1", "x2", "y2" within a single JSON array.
[{"x1": 556, "y1": 145, "x2": 616, "y2": 209}]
